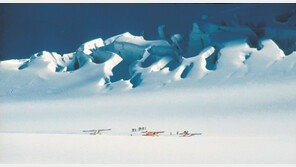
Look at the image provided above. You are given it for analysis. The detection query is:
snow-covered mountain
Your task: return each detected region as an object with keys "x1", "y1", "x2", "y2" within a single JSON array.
[
  {"x1": 1, "y1": 5, "x2": 296, "y2": 163},
  {"x1": 1, "y1": 5, "x2": 296, "y2": 101}
]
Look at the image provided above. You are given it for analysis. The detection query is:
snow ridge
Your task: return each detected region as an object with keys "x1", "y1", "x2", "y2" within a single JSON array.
[{"x1": 1, "y1": 8, "x2": 296, "y2": 99}]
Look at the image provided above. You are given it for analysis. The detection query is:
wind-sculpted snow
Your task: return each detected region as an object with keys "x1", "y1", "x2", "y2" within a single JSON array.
[{"x1": 1, "y1": 8, "x2": 296, "y2": 99}]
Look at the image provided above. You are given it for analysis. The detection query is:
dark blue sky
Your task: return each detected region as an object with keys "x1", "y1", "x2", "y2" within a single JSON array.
[{"x1": 0, "y1": 3, "x2": 288, "y2": 60}]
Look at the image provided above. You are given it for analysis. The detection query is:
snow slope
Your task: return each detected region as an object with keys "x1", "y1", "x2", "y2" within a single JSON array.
[
  {"x1": 1, "y1": 36, "x2": 296, "y2": 100},
  {"x1": 0, "y1": 5, "x2": 296, "y2": 100}
]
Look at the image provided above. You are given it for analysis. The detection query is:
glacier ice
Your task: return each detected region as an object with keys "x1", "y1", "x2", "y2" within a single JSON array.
[{"x1": 1, "y1": 9, "x2": 296, "y2": 99}]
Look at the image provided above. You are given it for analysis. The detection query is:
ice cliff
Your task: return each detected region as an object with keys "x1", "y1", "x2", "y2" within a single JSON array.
[{"x1": 1, "y1": 6, "x2": 296, "y2": 99}]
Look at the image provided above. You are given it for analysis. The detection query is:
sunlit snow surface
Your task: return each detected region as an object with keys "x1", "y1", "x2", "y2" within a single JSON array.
[
  {"x1": 1, "y1": 8, "x2": 296, "y2": 163},
  {"x1": 1, "y1": 133, "x2": 295, "y2": 163},
  {"x1": 1, "y1": 38, "x2": 296, "y2": 99}
]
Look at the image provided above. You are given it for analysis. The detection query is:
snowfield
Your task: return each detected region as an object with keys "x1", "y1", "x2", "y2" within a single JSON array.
[
  {"x1": 1, "y1": 82, "x2": 296, "y2": 163},
  {"x1": 1, "y1": 5, "x2": 296, "y2": 163},
  {"x1": 1, "y1": 133, "x2": 296, "y2": 163}
]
